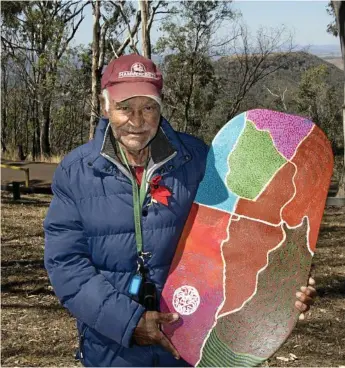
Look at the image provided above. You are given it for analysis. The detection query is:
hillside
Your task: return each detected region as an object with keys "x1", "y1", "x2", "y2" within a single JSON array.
[
  {"x1": 215, "y1": 51, "x2": 343, "y2": 98},
  {"x1": 212, "y1": 52, "x2": 344, "y2": 180},
  {"x1": 214, "y1": 52, "x2": 343, "y2": 142},
  {"x1": 323, "y1": 57, "x2": 344, "y2": 70}
]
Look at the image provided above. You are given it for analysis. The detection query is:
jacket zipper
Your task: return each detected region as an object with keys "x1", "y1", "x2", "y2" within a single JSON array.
[
  {"x1": 101, "y1": 152, "x2": 132, "y2": 181},
  {"x1": 102, "y1": 151, "x2": 177, "y2": 198},
  {"x1": 145, "y1": 151, "x2": 177, "y2": 192},
  {"x1": 79, "y1": 324, "x2": 88, "y2": 360}
]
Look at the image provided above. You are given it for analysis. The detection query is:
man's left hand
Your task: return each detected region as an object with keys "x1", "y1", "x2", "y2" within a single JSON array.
[{"x1": 295, "y1": 277, "x2": 317, "y2": 320}]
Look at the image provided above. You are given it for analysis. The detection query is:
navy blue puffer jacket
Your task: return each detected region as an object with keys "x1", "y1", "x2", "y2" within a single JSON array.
[{"x1": 44, "y1": 118, "x2": 208, "y2": 367}]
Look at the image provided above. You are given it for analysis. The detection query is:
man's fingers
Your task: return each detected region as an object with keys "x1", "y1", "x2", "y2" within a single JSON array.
[
  {"x1": 296, "y1": 291, "x2": 314, "y2": 305},
  {"x1": 295, "y1": 278, "x2": 316, "y2": 318},
  {"x1": 158, "y1": 332, "x2": 180, "y2": 360},
  {"x1": 299, "y1": 313, "x2": 305, "y2": 320},
  {"x1": 156, "y1": 312, "x2": 179, "y2": 324},
  {"x1": 308, "y1": 277, "x2": 316, "y2": 287},
  {"x1": 300, "y1": 285, "x2": 317, "y2": 297},
  {"x1": 295, "y1": 300, "x2": 310, "y2": 313}
]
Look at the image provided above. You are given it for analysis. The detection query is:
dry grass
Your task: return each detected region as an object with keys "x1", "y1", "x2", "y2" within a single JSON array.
[
  {"x1": 1, "y1": 191, "x2": 344, "y2": 367},
  {"x1": 33, "y1": 155, "x2": 63, "y2": 164},
  {"x1": 1, "y1": 191, "x2": 80, "y2": 367},
  {"x1": 265, "y1": 205, "x2": 345, "y2": 367}
]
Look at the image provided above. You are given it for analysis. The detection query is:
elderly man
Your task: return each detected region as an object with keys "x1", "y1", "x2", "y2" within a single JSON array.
[{"x1": 44, "y1": 54, "x2": 316, "y2": 367}]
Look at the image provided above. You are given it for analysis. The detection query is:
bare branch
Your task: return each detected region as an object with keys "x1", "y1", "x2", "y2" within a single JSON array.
[
  {"x1": 147, "y1": 1, "x2": 163, "y2": 32},
  {"x1": 63, "y1": 1, "x2": 90, "y2": 24},
  {"x1": 1, "y1": 36, "x2": 39, "y2": 53},
  {"x1": 110, "y1": 42, "x2": 119, "y2": 59},
  {"x1": 115, "y1": 8, "x2": 141, "y2": 56},
  {"x1": 57, "y1": 14, "x2": 85, "y2": 60},
  {"x1": 265, "y1": 86, "x2": 279, "y2": 98},
  {"x1": 98, "y1": 21, "x2": 109, "y2": 70}
]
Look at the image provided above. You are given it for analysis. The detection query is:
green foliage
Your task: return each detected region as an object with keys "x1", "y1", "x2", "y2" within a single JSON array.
[
  {"x1": 156, "y1": 1, "x2": 236, "y2": 139},
  {"x1": 326, "y1": 1, "x2": 338, "y2": 37},
  {"x1": 161, "y1": 53, "x2": 218, "y2": 135},
  {"x1": 0, "y1": 1, "x2": 26, "y2": 28},
  {"x1": 296, "y1": 65, "x2": 329, "y2": 112},
  {"x1": 295, "y1": 64, "x2": 342, "y2": 151},
  {"x1": 1, "y1": 1, "x2": 343, "y2": 164},
  {"x1": 1, "y1": 1, "x2": 89, "y2": 158}
]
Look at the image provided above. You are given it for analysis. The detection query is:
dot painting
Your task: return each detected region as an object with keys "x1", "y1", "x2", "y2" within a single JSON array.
[{"x1": 161, "y1": 109, "x2": 334, "y2": 367}]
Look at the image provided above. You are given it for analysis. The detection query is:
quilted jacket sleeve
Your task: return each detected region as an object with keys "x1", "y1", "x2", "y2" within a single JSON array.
[{"x1": 44, "y1": 165, "x2": 145, "y2": 348}]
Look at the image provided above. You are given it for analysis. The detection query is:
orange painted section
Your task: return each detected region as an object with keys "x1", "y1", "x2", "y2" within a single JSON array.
[
  {"x1": 219, "y1": 218, "x2": 284, "y2": 315},
  {"x1": 161, "y1": 203, "x2": 231, "y2": 364},
  {"x1": 170, "y1": 203, "x2": 230, "y2": 273},
  {"x1": 235, "y1": 162, "x2": 296, "y2": 224},
  {"x1": 281, "y1": 127, "x2": 333, "y2": 251}
]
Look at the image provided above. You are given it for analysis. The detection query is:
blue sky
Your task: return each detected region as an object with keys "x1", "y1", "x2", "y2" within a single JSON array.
[{"x1": 73, "y1": 1, "x2": 340, "y2": 50}]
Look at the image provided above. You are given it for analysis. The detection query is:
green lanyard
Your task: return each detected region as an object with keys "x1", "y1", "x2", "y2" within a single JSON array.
[{"x1": 117, "y1": 143, "x2": 148, "y2": 256}]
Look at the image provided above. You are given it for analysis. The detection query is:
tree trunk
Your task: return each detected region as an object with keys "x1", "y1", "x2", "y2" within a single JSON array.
[
  {"x1": 13, "y1": 93, "x2": 18, "y2": 147},
  {"x1": 40, "y1": 100, "x2": 51, "y2": 158},
  {"x1": 81, "y1": 95, "x2": 87, "y2": 144},
  {"x1": 1, "y1": 100, "x2": 7, "y2": 153},
  {"x1": 333, "y1": 1, "x2": 345, "y2": 197},
  {"x1": 25, "y1": 106, "x2": 29, "y2": 156},
  {"x1": 31, "y1": 101, "x2": 41, "y2": 161},
  {"x1": 337, "y1": 104, "x2": 345, "y2": 197},
  {"x1": 89, "y1": 0, "x2": 101, "y2": 141},
  {"x1": 1, "y1": 62, "x2": 8, "y2": 153},
  {"x1": 140, "y1": 0, "x2": 151, "y2": 59}
]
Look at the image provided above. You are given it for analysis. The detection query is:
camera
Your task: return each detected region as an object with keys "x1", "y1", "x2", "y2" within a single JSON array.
[{"x1": 139, "y1": 281, "x2": 157, "y2": 311}]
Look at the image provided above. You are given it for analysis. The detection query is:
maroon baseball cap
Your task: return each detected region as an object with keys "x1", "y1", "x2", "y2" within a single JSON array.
[{"x1": 101, "y1": 54, "x2": 163, "y2": 104}]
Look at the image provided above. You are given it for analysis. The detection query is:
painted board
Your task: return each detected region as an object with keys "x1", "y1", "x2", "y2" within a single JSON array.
[{"x1": 160, "y1": 109, "x2": 334, "y2": 367}]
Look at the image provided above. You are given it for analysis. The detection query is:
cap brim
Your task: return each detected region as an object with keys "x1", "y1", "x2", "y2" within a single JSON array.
[{"x1": 107, "y1": 82, "x2": 162, "y2": 105}]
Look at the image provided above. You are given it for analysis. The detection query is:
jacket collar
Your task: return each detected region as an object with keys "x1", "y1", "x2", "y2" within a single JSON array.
[{"x1": 89, "y1": 117, "x2": 192, "y2": 176}]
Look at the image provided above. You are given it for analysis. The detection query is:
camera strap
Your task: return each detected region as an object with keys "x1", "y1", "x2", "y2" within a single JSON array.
[{"x1": 117, "y1": 142, "x2": 149, "y2": 268}]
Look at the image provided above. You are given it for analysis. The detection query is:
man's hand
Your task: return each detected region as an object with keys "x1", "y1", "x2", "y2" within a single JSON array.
[
  {"x1": 133, "y1": 311, "x2": 180, "y2": 359},
  {"x1": 295, "y1": 277, "x2": 317, "y2": 320}
]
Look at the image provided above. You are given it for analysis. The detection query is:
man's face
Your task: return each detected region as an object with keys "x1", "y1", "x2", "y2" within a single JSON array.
[{"x1": 107, "y1": 96, "x2": 161, "y2": 153}]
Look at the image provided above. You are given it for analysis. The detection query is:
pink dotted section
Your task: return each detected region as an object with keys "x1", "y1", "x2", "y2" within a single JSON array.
[{"x1": 247, "y1": 109, "x2": 314, "y2": 160}]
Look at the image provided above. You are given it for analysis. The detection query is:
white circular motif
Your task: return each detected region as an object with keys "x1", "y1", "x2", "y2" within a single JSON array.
[
  {"x1": 172, "y1": 285, "x2": 200, "y2": 315},
  {"x1": 131, "y1": 62, "x2": 146, "y2": 73}
]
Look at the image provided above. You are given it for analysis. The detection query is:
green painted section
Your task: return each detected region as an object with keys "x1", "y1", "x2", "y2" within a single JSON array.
[
  {"x1": 198, "y1": 328, "x2": 264, "y2": 367},
  {"x1": 212, "y1": 219, "x2": 311, "y2": 359},
  {"x1": 226, "y1": 121, "x2": 286, "y2": 200}
]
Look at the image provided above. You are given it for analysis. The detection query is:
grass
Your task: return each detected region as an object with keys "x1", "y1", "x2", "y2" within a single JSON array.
[
  {"x1": 266, "y1": 205, "x2": 345, "y2": 367},
  {"x1": 2, "y1": 151, "x2": 63, "y2": 164},
  {"x1": 1, "y1": 191, "x2": 344, "y2": 367},
  {"x1": 1, "y1": 192, "x2": 80, "y2": 367}
]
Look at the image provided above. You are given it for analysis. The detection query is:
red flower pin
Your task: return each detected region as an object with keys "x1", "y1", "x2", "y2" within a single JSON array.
[{"x1": 149, "y1": 175, "x2": 171, "y2": 206}]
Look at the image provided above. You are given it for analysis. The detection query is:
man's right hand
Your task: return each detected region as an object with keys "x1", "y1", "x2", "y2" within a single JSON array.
[{"x1": 133, "y1": 311, "x2": 180, "y2": 359}]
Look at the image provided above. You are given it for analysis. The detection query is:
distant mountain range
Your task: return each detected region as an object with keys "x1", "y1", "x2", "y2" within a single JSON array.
[
  {"x1": 298, "y1": 44, "x2": 342, "y2": 57},
  {"x1": 302, "y1": 44, "x2": 343, "y2": 70},
  {"x1": 153, "y1": 44, "x2": 342, "y2": 65}
]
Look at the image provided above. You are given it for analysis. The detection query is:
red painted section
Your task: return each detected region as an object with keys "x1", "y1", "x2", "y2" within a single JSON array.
[
  {"x1": 161, "y1": 203, "x2": 230, "y2": 365},
  {"x1": 235, "y1": 162, "x2": 296, "y2": 224},
  {"x1": 219, "y1": 218, "x2": 284, "y2": 315},
  {"x1": 282, "y1": 127, "x2": 334, "y2": 251}
]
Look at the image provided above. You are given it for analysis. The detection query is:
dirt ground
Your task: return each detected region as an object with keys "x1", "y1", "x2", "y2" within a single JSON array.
[{"x1": 1, "y1": 191, "x2": 344, "y2": 367}]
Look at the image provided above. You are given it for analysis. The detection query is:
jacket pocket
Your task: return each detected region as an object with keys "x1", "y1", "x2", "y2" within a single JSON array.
[{"x1": 77, "y1": 322, "x2": 123, "y2": 366}]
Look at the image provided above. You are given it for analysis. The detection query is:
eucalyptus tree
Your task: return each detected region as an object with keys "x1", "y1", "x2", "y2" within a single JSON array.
[
  {"x1": 1, "y1": 1, "x2": 88, "y2": 158},
  {"x1": 328, "y1": 0, "x2": 345, "y2": 197},
  {"x1": 156, "y1": 1, "x2": 237, "y2": 135}
]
